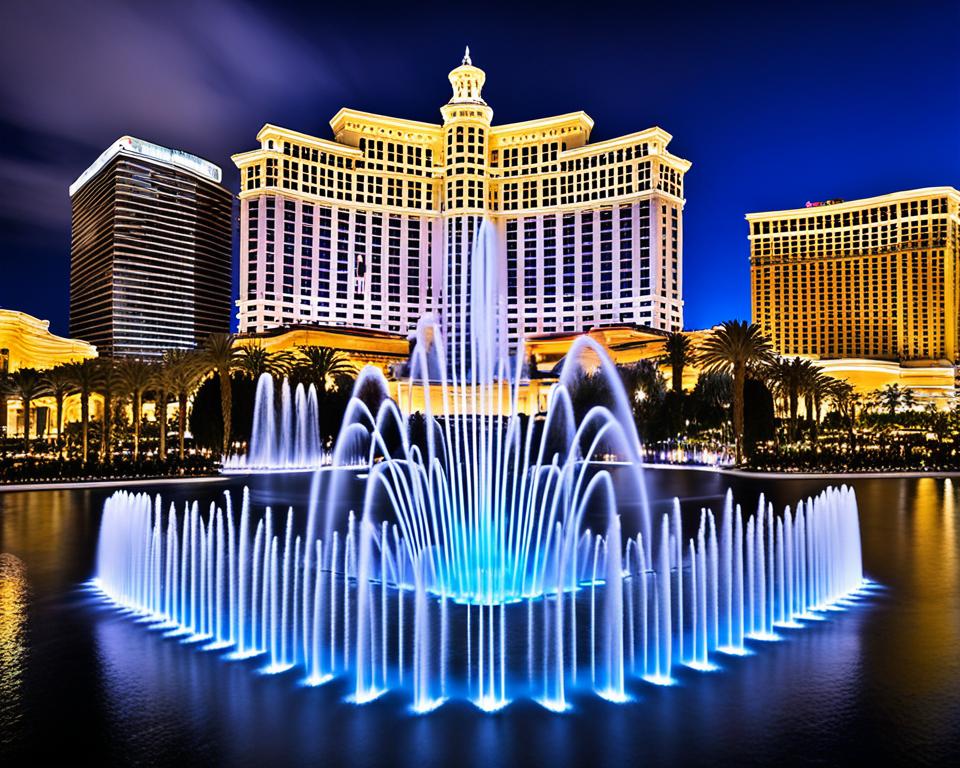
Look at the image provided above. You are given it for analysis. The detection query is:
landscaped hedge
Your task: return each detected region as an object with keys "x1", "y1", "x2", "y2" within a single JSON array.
[{"x1": 0, "y1": 455, "x2": 219, "y2": 485}]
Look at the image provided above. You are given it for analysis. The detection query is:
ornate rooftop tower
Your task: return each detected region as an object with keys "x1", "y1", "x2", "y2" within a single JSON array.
[
  {"x1": 440, "y1": 48, "x2": 494, "y2": 369},
  {"x1": 444, "y1": 47, "x2": 490, "y2": 110},
  {"x1": 233, "y1": 52, "x2": 691, "y2": 354}
]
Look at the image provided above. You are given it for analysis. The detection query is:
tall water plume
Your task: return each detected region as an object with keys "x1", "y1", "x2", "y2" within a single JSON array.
[{"x1": 95, "y1": 220, "x2": 869, "y2": 712}]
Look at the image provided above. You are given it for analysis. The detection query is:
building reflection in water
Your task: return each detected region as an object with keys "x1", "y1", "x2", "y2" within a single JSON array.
[
  {"x1": 881, "y1": 476, "x2": 960, "y2": 742},
  {"x1": 4, "y1": 474, "x2": 959, "y2": 764},
  {"x1": 0, "y1": 554, "x2": 28, "y2": 724},
  {"x1": 943, "y1": 479, "x2": 956, "y2": 575}
]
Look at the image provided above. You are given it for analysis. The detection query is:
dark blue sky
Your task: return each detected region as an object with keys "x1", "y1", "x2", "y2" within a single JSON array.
[{"x1": 1, "y1": 0, "x2": 957, "y2": 335}]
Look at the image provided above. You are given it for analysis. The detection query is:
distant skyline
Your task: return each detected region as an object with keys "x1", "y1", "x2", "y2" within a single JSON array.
[{"x1": 1, "y1": 0, "x2": 958, "y2": 336}]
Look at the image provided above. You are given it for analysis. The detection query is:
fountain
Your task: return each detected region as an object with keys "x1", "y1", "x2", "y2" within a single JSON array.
[
  {"x1": 93, "y1": 220, "x2": 869, "y2": 713},
  {"x1": 223, "y1": 375, "x2": 330, "y2": 471}
]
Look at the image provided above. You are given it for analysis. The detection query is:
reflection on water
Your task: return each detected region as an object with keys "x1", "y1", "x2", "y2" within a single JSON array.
[
  {"x1": 0, "y1": 554, "x2": 27, "y2": 742},
  {"x1": 2, "y1": 471, "x2": 960, "y2": 765},
  {"x1": 945, "y1": 480, "x2": 957, "y2": 581},
  {"x1": 85, "y1": 591, "x2": 877, "y2": 768},
  {"x1": 890, "y1": 476, "x2": 960, "y2": 738}
]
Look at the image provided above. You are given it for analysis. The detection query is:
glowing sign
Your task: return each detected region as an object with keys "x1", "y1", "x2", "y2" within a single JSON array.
[{"x1": 804, "y1": 199, "x2": 844, "y2": 208}]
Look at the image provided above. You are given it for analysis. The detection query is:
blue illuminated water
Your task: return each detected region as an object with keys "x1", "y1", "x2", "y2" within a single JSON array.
[
  {"x1": 223, "y1": 376, "x2": 329, "y2": 471},
  {"x1": 91, "y1": 475, "x2": 865, "y2": 712},
  {"x1": 92, "y1": 221, "x2": 865, "y2": 713},
  {"x1": 2, "y1": 471, "x2": 959, "y2": 765},
  {"x1": 1, "y1": 218, "x2": 953, "y2": 760}
]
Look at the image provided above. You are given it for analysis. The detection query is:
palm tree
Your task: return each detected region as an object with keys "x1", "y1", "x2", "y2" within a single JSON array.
[
  {"x1": 237, "y1": 343, "x2": 296, "y2": 380},
  {"x1": 874, "y1": 383, "x2": 904, "y2": 417},
  {"x1": 96, "y1": 359, "x2": 119, "y2": 463},
  {"x1": 0, "y1": 363, "x2": 10, "y2": 457},
  {"x1": 900, "y1": 387, "x2": 917, "y2": 412},
  {"x1": 661, "y1": 331, "x2": 694, "y2": 394},
  {"x1": 697, "y1": 320, "x2": 775, "y2": 464},
  {"x1": 117, "y1": 359, "x2": 154, "y2": 461},
  {"x1": 200, "y1": 334, "x2": 241, "y2": 457},
  {"x1": 766, "y1": 357, "x2": 804, "y2": 440},
  {"x1": 42, "y1": 364, "x2": 77, "y2": 458},
  {"x1": 803, "y1": 367, "x2": 834, "y2": 442},
  {"x1": 293, "y1": 346, "x2": 356, "y2": 395},
  {"x1": 152, "y1": 358, "x2": 172, "y2": 461},
  {"x1": 923, "y1": 402, "x2": 947, "y2": 442},
  {"x1": 164, "y1": 349, "x2": 204, "y2": 461},
  {"x1": 63, "y1": 358, "x2": 102, "y2": 463},
  {"x1": 8, "y1": 368, "x2": 49, "y2": 454},
  {"x1": 826, "y1": 379, "x2": 855, "y2": 420},
  {"x1": 823, "y1": 380, "x2": 860, "y2": 450},
  {"x1": 799, "y1": 361, "x2": 823, "y2": 420}
]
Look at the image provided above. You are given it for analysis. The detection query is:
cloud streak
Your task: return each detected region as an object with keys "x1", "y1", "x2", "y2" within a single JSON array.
[{"x1": 0, "y1": 0, "x2": 349, "y2": 233}]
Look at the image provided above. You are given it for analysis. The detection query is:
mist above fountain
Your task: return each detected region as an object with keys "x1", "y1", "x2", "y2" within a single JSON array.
[{"x1": 93, "y1": 220, "x2": 869, "y2": 713}]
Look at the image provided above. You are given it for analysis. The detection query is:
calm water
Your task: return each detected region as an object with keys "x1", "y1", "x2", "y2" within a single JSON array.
[{"x1": 1, "y1": 469, "x2": 958, "y2": 766}]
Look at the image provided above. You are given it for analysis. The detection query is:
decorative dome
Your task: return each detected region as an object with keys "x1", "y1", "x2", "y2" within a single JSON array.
[{"x1": 447, "y1": 46, "x2": 486, "y2": 105}]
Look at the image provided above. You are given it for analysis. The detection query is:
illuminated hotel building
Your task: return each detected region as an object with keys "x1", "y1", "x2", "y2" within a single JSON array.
[
  {"x1": 233, "y1": 50, "x2": 690, "y2": 353},
  {"x1": 69, "y1": 136, "x2": 232, "y2": 358},
  {"x1": 0, "y1": 308, "x2": 97, "y2": 439},
  {"x1": 749, "y1": 188, "x2": 960, "y2": 362}
]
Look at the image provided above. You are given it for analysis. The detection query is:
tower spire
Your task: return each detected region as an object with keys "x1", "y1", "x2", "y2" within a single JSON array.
[{"x1": 444, "y1": 45, "x2": 489, "y2": 112}]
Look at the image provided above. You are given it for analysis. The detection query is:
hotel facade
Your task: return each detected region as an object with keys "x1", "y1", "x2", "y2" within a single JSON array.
[
  {"x1": 0, "y1": 308, "x2": 98, "y2": 440},
  {"x1": 70, "y1": 137, "x2": 233, "y2": 358},
  {"x1": 748, "y1": 187, "x2": 960, "y2": 402},
  {"x1": 233, "y1": 51, "x2": 690, "y2": 353}
]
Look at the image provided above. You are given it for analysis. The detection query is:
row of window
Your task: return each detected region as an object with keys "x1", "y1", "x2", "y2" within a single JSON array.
[
  {"x1": 245, "y1": 158, "x2": 678, "y2": 211},
  {"x1": 754, "y1": 249, "x2": 956, "y2": 359},
  {"x1": 240, "y1": 197, "x2": 683, "y2": 338},
  {"x1": 751, "y1": 196, "x2": 953, "y2": 236}
]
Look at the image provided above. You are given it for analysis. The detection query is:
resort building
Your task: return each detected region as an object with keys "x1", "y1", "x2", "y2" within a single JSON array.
[
  {"x1": 0, "y1": 308, "x2": 98, "y2": 440},
  {"x1": 233, "y1": 50, "x2": 690, "y2": 355},
  {"x1": 748, "y1": 187, "x2": 960, "y2": 404},
  {"x1": 237, "y1": 323, "x2": 715, "y2": 417},
  {"x1": 0, "y1": 309, "x2": 97, "y2": 373},
  {"x1": 236, "y1": 324, "x2": 409, "y2": 373},
  {"x1": 526, "y1": 324, "x2": 712, "y2": 391},
  {"x1": 70, "y1": 136, "x2": 233, "y2": 359}
]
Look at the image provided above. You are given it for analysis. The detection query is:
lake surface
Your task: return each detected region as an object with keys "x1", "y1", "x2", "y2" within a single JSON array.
[{"x1": 1, "y1": 469, "x2": 958, "y2": 766}]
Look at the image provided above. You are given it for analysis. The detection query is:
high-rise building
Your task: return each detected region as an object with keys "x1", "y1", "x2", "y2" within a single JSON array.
[
  {"x1": 233, "y1": 50, "x2": 690, "y2": 353},
  {"x1": 748, "y1": 187, "x2": 960, "y2": 363},
  {"x1": 69, "y1": 136, "x2": 232, "y2": 358}
]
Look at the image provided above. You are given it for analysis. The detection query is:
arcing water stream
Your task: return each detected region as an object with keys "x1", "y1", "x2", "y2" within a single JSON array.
[{"x1": 93, "y1": 221, "x2": 868, "y2": 712}]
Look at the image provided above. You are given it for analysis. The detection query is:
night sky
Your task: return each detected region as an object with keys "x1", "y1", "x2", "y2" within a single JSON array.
[{"x1": 1, "y1": 0, "x2": 958, "y2": 335}]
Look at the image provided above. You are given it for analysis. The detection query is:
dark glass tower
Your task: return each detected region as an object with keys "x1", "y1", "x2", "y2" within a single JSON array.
[{"x1": 69, "y1": 136, "x2": 232, "y2": 358}]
